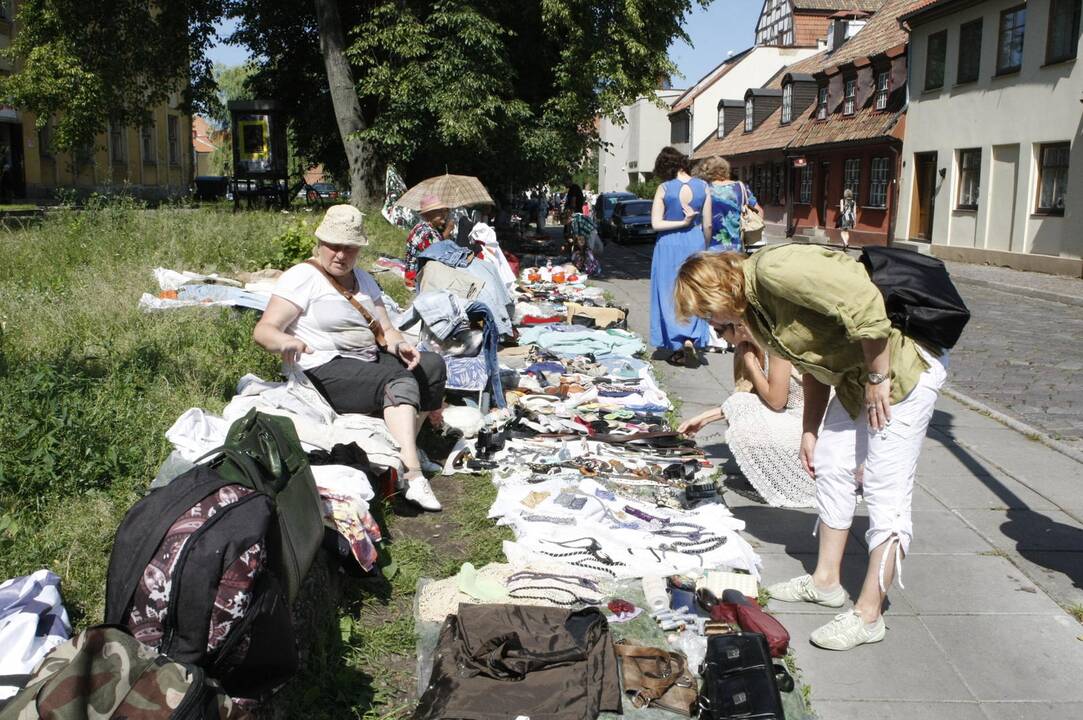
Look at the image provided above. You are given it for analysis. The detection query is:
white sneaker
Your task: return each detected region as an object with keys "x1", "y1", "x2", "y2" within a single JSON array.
[
  {"x1": 766, "y1": 574, "x2": 847, "y2": 608},
  {"x1": 810, "y1": 609, "x2": 886, "y2": 651},
  {"x1": 404, "y1": 474, "x2": 442, "y2": 511}
]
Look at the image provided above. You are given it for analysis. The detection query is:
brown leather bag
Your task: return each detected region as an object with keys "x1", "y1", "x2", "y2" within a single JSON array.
[{"x1": 614, "y1": 641, "x2": 698, "y2": 716}]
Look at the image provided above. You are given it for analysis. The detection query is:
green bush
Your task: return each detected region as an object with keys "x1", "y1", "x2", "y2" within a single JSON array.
[
  {"x1": 274, "y1": 218, "x2": 318, "y2": 268},
  {"x1": 626, "y1": 177, "x2": 661, "y2": 199}
]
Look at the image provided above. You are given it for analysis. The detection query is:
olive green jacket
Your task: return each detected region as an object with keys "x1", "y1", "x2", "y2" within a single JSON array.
[{"x1": 742, "y1": 244, "x2": 930, "y2": 419}]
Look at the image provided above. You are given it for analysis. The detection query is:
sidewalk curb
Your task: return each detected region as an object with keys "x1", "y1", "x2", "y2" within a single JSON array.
[
  {"x1": 941, "y1": 386, "x2": 1083, "y2": 466},
  {"x1": 952, "y1": 275, "x2": 1083, "y2": 308}
]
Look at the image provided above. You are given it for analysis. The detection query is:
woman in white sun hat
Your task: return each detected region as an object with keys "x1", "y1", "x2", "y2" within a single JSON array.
[{"x1": 254, "y1": 205, "x2": 447, "y2": 511}]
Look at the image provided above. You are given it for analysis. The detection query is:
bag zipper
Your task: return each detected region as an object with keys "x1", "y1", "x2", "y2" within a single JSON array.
[
  {"x1": 171, "y1": 662, "x2": 207, "y2": 720},
  {"x1": 161, "y1": 491, "x2": 265, "y2": 653}
]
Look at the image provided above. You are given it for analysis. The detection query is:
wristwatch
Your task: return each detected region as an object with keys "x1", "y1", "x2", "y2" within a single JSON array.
[{"x1": 867, "y1": 372, "x2": 888, "y2": 385}]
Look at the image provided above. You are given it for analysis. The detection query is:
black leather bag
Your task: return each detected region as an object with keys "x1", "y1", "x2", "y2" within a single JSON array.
[
  {"x1": 699, "y1": 632, "x2": 785, "y2": 720},
  {"x1": 859, "y1": 246, "x2": 970, "y2": 350}
]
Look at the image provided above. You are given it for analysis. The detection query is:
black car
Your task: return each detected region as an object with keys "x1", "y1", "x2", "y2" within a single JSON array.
[
  {"x1": 611, "y1": 199, "x2": 656, "y2": 244},
  {"x1": 594, "y1": 191, "x2": 637, "y2": 238}
]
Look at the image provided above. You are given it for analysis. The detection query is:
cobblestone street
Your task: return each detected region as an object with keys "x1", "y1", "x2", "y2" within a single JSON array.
[{"x1": 604, "y1": 241, "x2": 1083, "y2": 449}]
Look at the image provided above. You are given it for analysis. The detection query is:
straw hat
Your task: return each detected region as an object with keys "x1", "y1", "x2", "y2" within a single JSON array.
[
  {"x1": 419, "y1": 193, "x2": 449, "y2": 215},
  {"x1": 315, "y1": 205, "x2": 368, "y2": 247}
]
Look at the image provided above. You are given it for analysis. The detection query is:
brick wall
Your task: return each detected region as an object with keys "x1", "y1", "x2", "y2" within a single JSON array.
[{"x1": 794, "y1": 14, "x2": 830, "y2": 47}]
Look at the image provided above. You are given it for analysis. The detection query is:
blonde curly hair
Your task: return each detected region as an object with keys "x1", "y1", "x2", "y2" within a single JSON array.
[
  {"x1": 693, "y1": 155, "x2": 732, "y2": 183},
  {"x1": 673, "y1": 251, "x2": 748, "y2": 322}
]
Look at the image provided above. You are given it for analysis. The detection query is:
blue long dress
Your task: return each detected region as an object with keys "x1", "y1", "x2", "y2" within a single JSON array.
[{"x1": 649, "y1": 177, "x2": 711, "y2": 351}]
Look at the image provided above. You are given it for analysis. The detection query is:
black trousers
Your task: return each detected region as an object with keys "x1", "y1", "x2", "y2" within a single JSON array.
[{"x1": 305, "y1": 351, "x2": 447, "y2": 414}]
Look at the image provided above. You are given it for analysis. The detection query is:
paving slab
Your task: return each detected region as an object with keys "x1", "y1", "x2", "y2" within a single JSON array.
[
  {"x1": 784, "y1": 614, "x2": 973, "y2": 702},
  {"x1": 916, "y1": 468, "x2": 1060, "y2": 512},
  {"x1": 812, "y1": 700, "x2": 986, "y2": 720},
  {"x1": 894, "y1": 554, "x2": 1061, "y2": 614},
  {"x1": 988, "y1": 550, "x2": 1083, "y2": 608},
  {"x1": 850, "y1": 509, "x2": 994, "y2": 554},
  {"x1": 956, "y1": 509, "x2": 1083, "y2": 552},
  {"x1": 762, "y1": 552, "x2": 918, "y2": 616},
  {"x1": 728, "y1": 506, "x2": 864, "y2": 556},
  {"x1": 979, "y1": 701, "x2": 1083, "y2": 720},
  {"x1": 920, "y1": 614, "x2": 1083, "y2": 702}
]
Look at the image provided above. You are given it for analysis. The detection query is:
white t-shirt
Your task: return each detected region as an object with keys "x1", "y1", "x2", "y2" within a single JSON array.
[{"x1": 272, "y1": 263, "x2": 385, "y2": 369}]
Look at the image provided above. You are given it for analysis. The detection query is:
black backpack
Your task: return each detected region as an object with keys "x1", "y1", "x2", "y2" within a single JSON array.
[
  {"x1": 104, "y1": 411, "x2": 324, "y2": 700},
  {"x1": 859, "y1": 246, "x2": 971, "y2": 350}
]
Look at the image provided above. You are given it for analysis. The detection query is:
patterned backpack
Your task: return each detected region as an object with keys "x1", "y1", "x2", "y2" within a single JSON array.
[{"x1": 0, "y1": 625, "x2": 248, "y2": 719}]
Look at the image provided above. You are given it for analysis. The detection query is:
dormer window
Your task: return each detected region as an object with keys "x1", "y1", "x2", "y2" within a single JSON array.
[
  {"x1": 875, "y1": 71, "x2": 889, "y2": 110},
  {"x1": 843, "y1": 79, "x2": 856, "y2": 116},
  {"x1": 781, "y1": 83, "x2": 793, "y2": 124},
  {"x1": 717, "y1": 107, "x2": 725, "y2": 139},
  {"x1": 816, "y1": 86, "x2": 828, "y2": 120},
  {"x1": 745, "y1": 98, "x2": 754, "y2": 131}
]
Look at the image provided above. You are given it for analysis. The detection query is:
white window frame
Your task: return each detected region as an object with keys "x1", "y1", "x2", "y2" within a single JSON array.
[
  {"x1": 869, "y1": 157, "x2": 890, "y2": 208},
  {"x1": 843, "y1": 79, "x2": 856, "y2": 116},
  {"x1": 844, "y1": 158, "x2": 861, "y2": 203},
  {"x1": 717, "y1": 107, "x2": 725, "y2": 139},
  {"x1": 875, "y1": 71, "x2": 890, "y2": 110},
  {"x1": 781, "y1": 83, "x2": 793, "y2": 124},
  {"x1": 799, "y1": 165, "x2": 813, "y2": 203},
  {"x1": 816, "y1": 86, "x2": 828, "y2": 120},
  {"x1": 956, "y1": 148, "x2": 981, "y2": 209},
  {"x1": 1036, "y1": 142, "x2": 1069, "y2": 215},
  {"x1": 745, "y1": 98, "x2": 754, "y2": 131}
]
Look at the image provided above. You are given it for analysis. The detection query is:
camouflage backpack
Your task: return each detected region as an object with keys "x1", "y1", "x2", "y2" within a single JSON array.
[{"x1": 0, "y1": 625, "x2": 248, "y2": 720}]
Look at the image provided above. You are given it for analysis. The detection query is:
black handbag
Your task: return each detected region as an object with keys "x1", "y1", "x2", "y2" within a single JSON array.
[
  {"x1": 859, "y1": 246, "x2": 970, "y2": 350},
  {"x1": 699, "y1": 631, "x2": 787, "y2": 720}
]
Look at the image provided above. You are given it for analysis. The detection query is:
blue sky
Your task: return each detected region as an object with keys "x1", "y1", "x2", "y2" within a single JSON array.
[{"x1": 206, "y1": 1, "x2": 761, "y2": 87}]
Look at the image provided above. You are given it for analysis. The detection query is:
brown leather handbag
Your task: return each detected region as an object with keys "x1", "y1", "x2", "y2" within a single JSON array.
[{"x1": 614, "y1": 641, "x2": 699, "y2": 716}]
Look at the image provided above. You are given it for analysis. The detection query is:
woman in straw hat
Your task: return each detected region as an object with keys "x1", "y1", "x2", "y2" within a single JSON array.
[
  {"x1": 405, "y1": 194, "x2": 455, "y2": 287},
  {"x1": 254, "y1": 205, "x2": 447, "y2": 511}
]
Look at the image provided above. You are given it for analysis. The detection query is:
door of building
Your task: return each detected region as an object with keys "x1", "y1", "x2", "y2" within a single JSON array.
[
  {"x1": 988, "y1": 144, "x2": 1020, "y2": 252},
  {"x1": 911, "y1": 152, "x2": 937, "y2": 241},
  {"x1": 817, "y1": 161, "x2": 831, "y2": 227}
]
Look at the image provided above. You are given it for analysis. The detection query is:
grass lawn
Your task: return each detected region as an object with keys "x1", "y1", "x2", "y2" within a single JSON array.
[{"x1": 0, "y1": 196, "x2": 510, "y2": 718}]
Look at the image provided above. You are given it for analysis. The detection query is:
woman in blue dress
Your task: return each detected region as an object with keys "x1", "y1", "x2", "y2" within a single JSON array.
[
  {"x1": 697, "y1": 155, "x2": 763, "y2": 253},
  {"x1": 649, "y1": 147, "x2": 711, "y2": 367}
]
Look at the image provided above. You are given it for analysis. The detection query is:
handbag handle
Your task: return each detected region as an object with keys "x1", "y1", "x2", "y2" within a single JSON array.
[
  {"x1": 615, "y1": 643, "x2": 689, "y2": 700},
  {"x1": 304, "y1": 259, "x2": 387, "y2": 348}
]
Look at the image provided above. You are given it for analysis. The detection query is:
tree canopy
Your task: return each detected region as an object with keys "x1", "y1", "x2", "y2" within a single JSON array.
[{"x1": 2, "y1": 0, "x2": 709, "y2": 193}]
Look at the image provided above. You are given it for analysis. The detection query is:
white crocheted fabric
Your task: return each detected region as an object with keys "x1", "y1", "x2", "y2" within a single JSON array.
[{"x1": 721, "y1": 375, "x2": 814, "y2": 508}]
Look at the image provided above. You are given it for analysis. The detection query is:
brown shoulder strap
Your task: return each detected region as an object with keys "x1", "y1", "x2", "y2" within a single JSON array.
[{"x1": 304, "y1": 259, "x2": 387, "y2": 348}]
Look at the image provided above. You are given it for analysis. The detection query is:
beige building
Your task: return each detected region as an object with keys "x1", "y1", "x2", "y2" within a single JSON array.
[
  {"x1": 898, "y1": 0, "x2": 1083, "y2": 276},
  {"x1": 0, "y1": 1, "x2": 194, "y2": 201},
  {"x1": 598, "y1": 88, "x2": 685, "y2": 193}
]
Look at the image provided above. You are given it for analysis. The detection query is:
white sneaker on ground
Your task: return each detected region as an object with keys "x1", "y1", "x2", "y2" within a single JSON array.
[
  {"x1": 404, "y1": 474, "x2": 442, "y2": 511},
  {"x1": 809, "y1": 609, "x2": 886, "y2": 651},
  {"x1": 417, "y1": 449, "x2": 442, "y2": 475},
  {"x1": 766, "y1": 574, "x2": 848, "y2": 608}
]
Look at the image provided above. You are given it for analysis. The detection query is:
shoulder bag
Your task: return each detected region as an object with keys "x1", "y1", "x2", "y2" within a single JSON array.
[
  {"x1": 738, "y1": 183, "x2": 765, "y2": 248},
  {"x1": 614, "y1": 641, "x2": 699, "y2": 716},
  {"x1": 304, "y1": 258, "x2": 387, "y2": 349}
]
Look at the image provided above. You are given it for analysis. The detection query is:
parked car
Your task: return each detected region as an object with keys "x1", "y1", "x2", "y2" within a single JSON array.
[
  {"x1": 305, "y1": 182, "x2": 342, "y2": 205},
  {"x1": 594, "y1": 191, "x2": 636, "y2": 238},
  {"x1": 611, "y1": 199, "x2": 656, "y2": 244}
]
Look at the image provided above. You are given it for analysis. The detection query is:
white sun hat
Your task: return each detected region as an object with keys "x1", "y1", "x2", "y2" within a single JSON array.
[{"x1": 315, "y1": 204, "x2": 368, "y2": 247}]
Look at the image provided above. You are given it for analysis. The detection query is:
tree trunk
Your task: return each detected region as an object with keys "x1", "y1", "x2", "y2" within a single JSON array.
[{"x1": 313, "y1": 0, "x2": 373, "y2": 208}]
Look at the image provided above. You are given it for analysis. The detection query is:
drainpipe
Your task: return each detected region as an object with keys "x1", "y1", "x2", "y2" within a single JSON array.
[{"x1": 887, "y1": 143, "x2": 900, "y2": 246}]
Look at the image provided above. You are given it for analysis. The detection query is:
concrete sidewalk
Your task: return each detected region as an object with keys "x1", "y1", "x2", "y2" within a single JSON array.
[{"x1": 593, "y1": 243, "x2": 1083, "y2": 720}]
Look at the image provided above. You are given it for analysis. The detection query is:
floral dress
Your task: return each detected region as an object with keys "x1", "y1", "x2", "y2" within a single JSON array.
[
  {"x1": 708, "y1": 181, "x2": 757, "y2": 253},
  {"x1": 405, "y1": 220, "x2": 443, "y2": 285}
]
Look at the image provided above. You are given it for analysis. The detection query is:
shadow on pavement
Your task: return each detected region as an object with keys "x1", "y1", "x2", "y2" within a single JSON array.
[{"x1": 928, "y1": 409, "x2": 1083, "y2": 599}]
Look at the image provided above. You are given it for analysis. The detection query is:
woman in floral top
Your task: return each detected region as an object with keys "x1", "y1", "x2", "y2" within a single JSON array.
[
  {"x1": 696, "y1": 155, "x2": 762, "y2": 253},
  {"x1": 405, "y1": 194, "x2": 453, "y2": 287}
]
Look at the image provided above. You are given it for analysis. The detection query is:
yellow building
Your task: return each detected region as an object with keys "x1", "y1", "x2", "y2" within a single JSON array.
[{"x1": 0, "y1": 1, "x2": 194, "y2": 201}]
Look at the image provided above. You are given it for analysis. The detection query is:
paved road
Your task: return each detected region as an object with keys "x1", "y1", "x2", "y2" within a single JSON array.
[{"x1": 600, "y1": 240, "x2": 1083, "y2": 449}]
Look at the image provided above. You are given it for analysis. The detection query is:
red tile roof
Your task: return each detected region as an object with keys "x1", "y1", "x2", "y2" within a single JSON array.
[
  {"x1": 897, "y1": 0, "x2": 957, "y2": 23},
  {"x1": 793, "y1": 0, "x2": 885, "y2": 11},
  {"x1": 693, "y1": 0, "x2": 922, "y2": 159}
]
